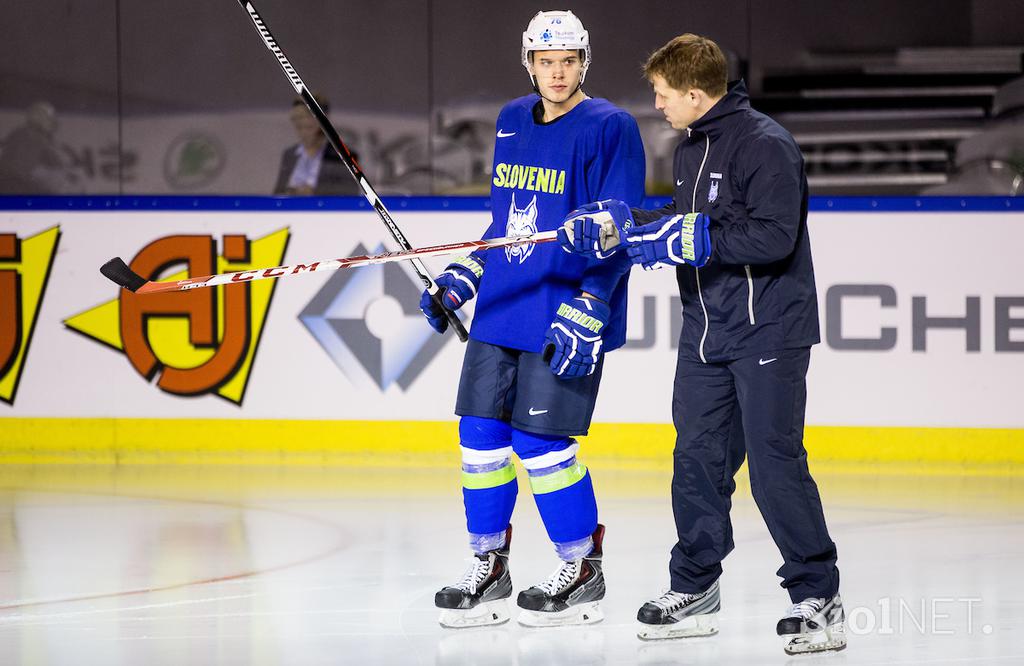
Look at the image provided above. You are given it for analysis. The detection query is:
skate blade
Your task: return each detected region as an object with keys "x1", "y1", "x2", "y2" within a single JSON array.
[
  {"x1": 783, "y1": 626, "x2": 847, "y2": 655},
  {"x1": 517, "y1": 602, "x2": 604, "y2": 627},
  {"x1": 637, "y1": 613, "x2": 719, "y2": 641},
  {"x1": 438, "y1": 599, "x2": 511, "y2": 629}
]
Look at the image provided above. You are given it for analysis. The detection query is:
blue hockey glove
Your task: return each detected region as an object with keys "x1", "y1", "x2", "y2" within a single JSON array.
[
  {"x1": 542, "y1": 296, "x2": 610, "y2": 379},
  {"x1": 624, "y1": 212, "x2": 711, "y2": 269},
  {"x1": 557, "y1": 199, "x2": 635, "y2": 259},
  {"x1": 419, "y1": 253, "x2": 485, "y2": 334}
]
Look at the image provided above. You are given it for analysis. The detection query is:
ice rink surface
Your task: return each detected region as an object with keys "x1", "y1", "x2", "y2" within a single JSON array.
[{"x1": 0, "y1": 464, "x2": 1020, "y2": 665}]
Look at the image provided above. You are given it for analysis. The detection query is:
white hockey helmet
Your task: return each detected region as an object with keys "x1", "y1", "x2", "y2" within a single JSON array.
[{"x1": 521, "y1": 10, "x2": 591, "y2": 85}]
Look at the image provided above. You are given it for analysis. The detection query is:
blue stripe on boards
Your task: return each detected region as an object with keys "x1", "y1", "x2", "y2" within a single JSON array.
[{"x1": 2, "y1": 195, "x2": 1021, "y2": 212}]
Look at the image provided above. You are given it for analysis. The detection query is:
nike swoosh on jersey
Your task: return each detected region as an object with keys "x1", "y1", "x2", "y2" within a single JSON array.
[
  {"x1": 497, "y1": 130, "x2": 516, "y2": 138},
  {"x1": 758, "y1": 358, "x2": 778, "y2": 366},
  {"x1": 528, "y1": 408, "x2": 548, "y2": 416},
  {"x1": 676, "y1": 179, "x2": 684, "y2": 186}
]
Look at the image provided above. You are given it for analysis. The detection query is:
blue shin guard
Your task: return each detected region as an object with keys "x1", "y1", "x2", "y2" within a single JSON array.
[
  {"x1": 460, "y1": 416, "x2": 517, "y2": 552},
  {"x1": 512, "y1": 429, "x2": 598, "y2": 558}
]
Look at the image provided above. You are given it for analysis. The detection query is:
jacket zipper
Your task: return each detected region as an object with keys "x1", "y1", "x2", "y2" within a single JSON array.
[
  {"x1": 744, "y1": 264, "x2": 755, "y2": 325},
  {"x1": 691, "y1": 132, "x2": 711, "y2": 363}
]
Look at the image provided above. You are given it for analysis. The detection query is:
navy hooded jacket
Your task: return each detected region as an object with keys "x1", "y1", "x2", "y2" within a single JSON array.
[{"x1": 633, "y1": 80, "x2": 820, "y2": 363}]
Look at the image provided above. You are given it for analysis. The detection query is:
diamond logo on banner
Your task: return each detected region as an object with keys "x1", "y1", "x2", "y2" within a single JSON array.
[{"x1": 299, "y1": 243, "x2": 458, "y2": 391}]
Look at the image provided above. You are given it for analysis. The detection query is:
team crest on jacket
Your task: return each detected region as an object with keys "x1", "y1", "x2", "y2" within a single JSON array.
[
  {"x1": 708, "y1": 179, "x2": 720, "y2": 203},
  {"x1": 505, "y1": 193, "x2": 538, "y2": 263}
]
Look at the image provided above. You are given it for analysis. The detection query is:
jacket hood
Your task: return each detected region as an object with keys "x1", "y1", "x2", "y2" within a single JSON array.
[{"x1": 689, "y1": 80, "x2": 751, "y2": 139}]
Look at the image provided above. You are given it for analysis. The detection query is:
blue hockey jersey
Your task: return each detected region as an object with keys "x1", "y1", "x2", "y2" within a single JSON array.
[{"x1": 471, "y1": 94, "x2": 646, "y2": 352}]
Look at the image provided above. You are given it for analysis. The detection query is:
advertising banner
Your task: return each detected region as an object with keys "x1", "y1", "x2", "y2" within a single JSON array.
[{"x1": 1, "y1": 203, "x2": 1022, "y2": 432}]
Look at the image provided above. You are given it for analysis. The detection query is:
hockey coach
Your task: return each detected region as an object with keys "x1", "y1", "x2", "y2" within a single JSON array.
[{"x1": 557, "y1": 33, "x2": 845, "y2": 655}]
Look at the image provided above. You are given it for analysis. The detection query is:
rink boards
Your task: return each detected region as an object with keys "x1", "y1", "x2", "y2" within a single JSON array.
[{"x1": 0, "y1": 197, "x2": 1022, "y2": 471}]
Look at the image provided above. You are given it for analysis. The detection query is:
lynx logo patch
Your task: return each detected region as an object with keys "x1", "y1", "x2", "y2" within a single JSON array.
[
  {"x1": 505, "y1": 194, "x2": 538, "y2": 264},
  {"x1": 708, "y1": 179, "x2": 720, "y2": 203}
]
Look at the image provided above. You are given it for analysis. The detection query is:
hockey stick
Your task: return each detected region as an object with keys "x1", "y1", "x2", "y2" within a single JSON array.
[
  {"x1": 233, "y1": 0, "x2": 468, "y2": 341},
  {"x1": 100, "y1": 230, "x2": 557, "y2": 295}
]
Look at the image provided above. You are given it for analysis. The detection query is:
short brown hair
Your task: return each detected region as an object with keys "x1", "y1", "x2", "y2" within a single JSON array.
[{"x1": 643, "y1": 34, "x2": 727, "y2": 97}]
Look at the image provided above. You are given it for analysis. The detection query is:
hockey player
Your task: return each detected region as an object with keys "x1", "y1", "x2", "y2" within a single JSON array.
[
  {"x1": 557, "y1": 34, "x2": 845, "y2": 654},
  {"x1": 419, "y1": 10, "x2": 646, "y2": 628}
]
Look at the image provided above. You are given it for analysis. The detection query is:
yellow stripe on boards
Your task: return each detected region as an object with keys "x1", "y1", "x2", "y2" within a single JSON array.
[
  {"x1": 0, "y1": 419, "x2": 1021, "y2": 474},
  {"x1": 0, "y1": 418, "x2": 461, "y2": 466}
]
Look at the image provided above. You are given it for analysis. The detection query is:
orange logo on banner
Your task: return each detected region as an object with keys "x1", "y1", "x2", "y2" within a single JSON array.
[
  {"x1": 0, "y1": 227, "x2": 60, "y2": 405},
  {"x1": 65, "y1": 229, "x2": 289, "y2": 404}
]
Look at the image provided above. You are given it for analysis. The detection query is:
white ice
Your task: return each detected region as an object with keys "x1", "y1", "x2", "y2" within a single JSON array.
[{"x1": 0, "y1": 465, "x2": 1020, "y2": 665}]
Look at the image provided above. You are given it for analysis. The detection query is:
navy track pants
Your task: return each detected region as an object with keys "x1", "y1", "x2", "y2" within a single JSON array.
[{"x1": 669, "y1": 347, "x2": 840, "y2": 602}]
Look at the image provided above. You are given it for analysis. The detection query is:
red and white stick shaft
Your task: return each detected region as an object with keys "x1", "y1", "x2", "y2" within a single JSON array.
[{"x1": 134, "y1": 231, "x2": 558, "y2": 295}]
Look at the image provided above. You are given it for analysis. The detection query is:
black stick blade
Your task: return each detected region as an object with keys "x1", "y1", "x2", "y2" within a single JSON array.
[{"x1": 100, "y1": 257, "x2": 147, "y2": 293}]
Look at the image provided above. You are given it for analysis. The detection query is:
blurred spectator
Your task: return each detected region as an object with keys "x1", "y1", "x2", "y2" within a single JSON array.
[
  {"x1": 273, "y1": 95, "x2": 359, "y2": 196},
  {"x1": 0, "y1": 102, "x2": 71, "y2": 194},
  {"x1": 925, "y1": 76, "x2": 1024, "y2": 196}
]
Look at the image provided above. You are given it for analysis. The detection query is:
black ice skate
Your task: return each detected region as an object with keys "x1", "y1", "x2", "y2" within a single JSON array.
[
  {"x1": 636, "y1": 579, "x2": 721, "y2": 640},
  {"x1": 777, "y1": 594, "x2": 847, "y2": 655},
  {"x1": 435, "y1": 526, "x2": 513, "y2": 628},
  {"x1": 516, "y1": 524, "x2": 606, "y2": 627}
]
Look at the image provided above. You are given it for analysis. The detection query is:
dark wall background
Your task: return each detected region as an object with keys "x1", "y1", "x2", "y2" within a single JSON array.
[
  {"x1": 4, "y1": 1, "x2": 119, "y2": 113},
  {"x1": 118, "y1": 0, "x2": 431, "y2": 114},
  {"x1": 1, "y1": 0, "x2": 1021, "y2": 195}
]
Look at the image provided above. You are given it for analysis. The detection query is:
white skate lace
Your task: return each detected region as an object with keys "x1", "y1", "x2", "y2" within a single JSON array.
[
  {"x1": 785, "y1": 597, "x2": 825, "y2": 620},
  {"x1": 649, "y1": 590, "x2": 701, "y2": 612},
  {"x1": 537, "y1": 559, "x2": 581, "y2": 595},
  {"x1": 454, "y1": 555, "x2": 492, "y2": 595}
]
